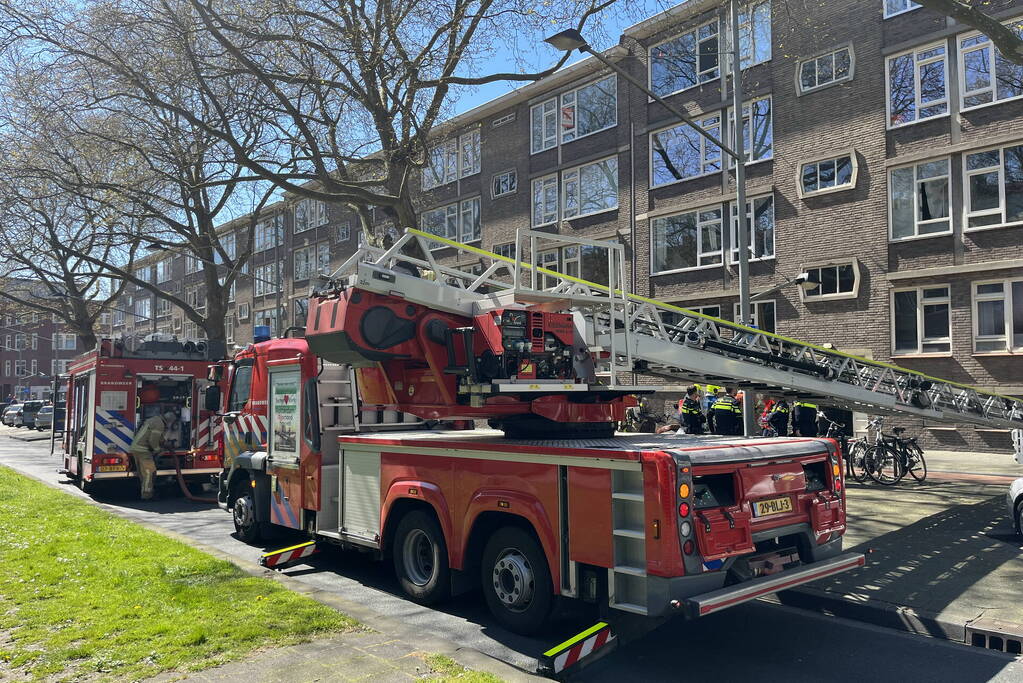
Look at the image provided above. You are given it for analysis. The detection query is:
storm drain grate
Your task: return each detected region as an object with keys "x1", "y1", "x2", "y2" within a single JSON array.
[{"x1": 967, "y1": 621, "x2": 1023, "y2": 655}]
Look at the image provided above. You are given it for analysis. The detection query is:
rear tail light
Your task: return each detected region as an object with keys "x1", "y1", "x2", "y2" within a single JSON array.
[
  {"x1": 98, "y1": 455, "x2": 122, "y2": 466},
  {"x1": 683, "y1": 540, "x2": 694, "y2": 555},
  {"x1": 678, "y1": 502, "x2": 690, "y2": 517},
  {"x1": 677, "y1": 462, "x2": 694, "y2": 542}
]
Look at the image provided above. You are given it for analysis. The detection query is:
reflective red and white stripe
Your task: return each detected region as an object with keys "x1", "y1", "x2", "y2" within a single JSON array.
[
  {"x1": 550, "y1": 623, "x2": 615, "y2": 674},
  {"x1": 259, "y1": 541, "x2": 318, "y2": 568}
]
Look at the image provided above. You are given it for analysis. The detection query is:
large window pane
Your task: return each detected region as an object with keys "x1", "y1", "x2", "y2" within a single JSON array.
[
  {"x1": 977, "y1": 299, "x2": 1005, "y2": 337},
  {"x1": 650, "y1": 23, "x2": 718, "y2": 96},
  {"x1": 652, "y1": 213, "x2": 698, "y2": 272},
  {"x1": 650, "y1": 115, "x2": 721, "y2": 186},
  {"x1": 894, "y1": 290, "x2": 919, "y2": 352},
  {"x1": 1013, "y1": 281, "x2": 1023, "y2": 348}
]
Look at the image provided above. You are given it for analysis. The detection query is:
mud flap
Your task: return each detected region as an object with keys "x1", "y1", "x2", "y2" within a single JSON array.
[
  {"x1": 259, "y1": 540, "x2": 319, "y2": 570},
  {"x1": 538, "y1": 621, "x2": 617, "y2": 678}
]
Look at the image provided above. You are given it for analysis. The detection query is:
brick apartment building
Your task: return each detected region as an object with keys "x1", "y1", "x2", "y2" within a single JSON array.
[
  {"x1": 0, "y1": 295, "x2": 87, "y2": 401},
  {"x1": 110, "y1": 0, "x2": 1023, "y2": 451}
]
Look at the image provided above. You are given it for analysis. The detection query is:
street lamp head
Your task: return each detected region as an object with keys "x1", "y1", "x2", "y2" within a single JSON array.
[
  {"x1": 144, "y1": 243, "x2": 168, "y2": 252},
  {"x1": 544, "y1": 29, "x2": 590, "y2": 53},
  {"x1": 794, "y1": 272, "x2": 820, "y2": 292}
]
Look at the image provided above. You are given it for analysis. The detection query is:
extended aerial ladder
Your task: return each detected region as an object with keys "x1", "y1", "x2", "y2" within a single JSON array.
[{"x1": 318, "y1": 227, "x2": 1023, "y2": 441}]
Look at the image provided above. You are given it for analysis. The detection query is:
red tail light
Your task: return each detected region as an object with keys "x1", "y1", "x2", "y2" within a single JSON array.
[
  {"x1": 99, "y1": 455, "x2": 122, "y2": 465},
  {"x1": 678, "y1": 502, "x2": 690, "y2": 517},
  {"x1": 683, "y1": 540, "x2": 694, "y2": 555}
]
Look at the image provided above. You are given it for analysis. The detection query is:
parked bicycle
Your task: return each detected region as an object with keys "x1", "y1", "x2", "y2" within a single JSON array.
[{"x1": 847, "y1": 416, "x2": 927, "y2": 485}]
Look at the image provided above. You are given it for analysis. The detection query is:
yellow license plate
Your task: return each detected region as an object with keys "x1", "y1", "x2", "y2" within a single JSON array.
[
  {"x1": 97, "y1": 465, "x2": 127, "y2": 472},
  {"x1": 753, "y1": 496, "x2": 793, "y2": 517}
]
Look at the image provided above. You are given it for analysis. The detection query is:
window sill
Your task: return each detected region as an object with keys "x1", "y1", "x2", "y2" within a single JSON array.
[
  {"x1": 886, "y1": 110, "x2": 950, "y2": 131},
  {"x1": 888, "y1": 230, "x2": 953, "y2": 243},
  {"x1": 964, "y1": 220, "x2": 1023, "y2": 234},
  {"x1": 924, "y1": 426, "x2": 958, "y2": 431},
  {"x1": 972, "y1": 351, "x2": 1020, "y2": 357},
  {"x1": 890, "y1": 352, "x2": 954, "y2": 359},
  {"x1": 651, "y1": 262, "x2": 723, "y2": 277},
  {"x1": 803, "y1": 292, "x2": 859, "y2": 302},
  {"x1": 650, "y1": 168, "x2": 722, "y2": 191},
  {"x1": 563, "y1": 206, "x2": 620, "y2": 224},
  {"x1": 959, "y1": 93, "x2": 1023, "y2": 115},
  {"x1": 976, "y1": 428, "x2": 1012, "y2": 434},
  {"x1": 798, "y1": 183, "x2": 856, "y2": 200},
  {"x1": 883, "y1": 5, "x2": 922, "y2": 19},
  {"x1": 797, "y1": 76, "x2": 854, "y2": 97}
]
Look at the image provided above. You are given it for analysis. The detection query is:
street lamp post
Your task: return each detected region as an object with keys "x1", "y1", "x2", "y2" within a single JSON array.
[{"x1": 546, "y1": 8, "x2": 758, "y2": 433}]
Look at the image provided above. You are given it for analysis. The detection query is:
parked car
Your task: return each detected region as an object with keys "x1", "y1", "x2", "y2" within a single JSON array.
[
  {"x1": 3, "y1": 404, "x2": 24, "y2": 427},
  {"x1": 53, "y1": 402, "x2": 66, "y2": 433},
  {"x1": 20, "y1": 400, "x2": 45, "y2": 429},
  {"x1": 34, "y1": 405, "x2": 54, "y2": 431}
]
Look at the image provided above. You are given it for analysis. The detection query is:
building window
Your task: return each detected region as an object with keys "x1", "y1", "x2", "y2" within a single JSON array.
[
  {"x1": 889, "y1": 158, "x2": 951, "y2": 239},
  {"x1": 538, "y1": 243, "x2": 618, "y2": 287},
  {"x1": 799, "y1": 46, "x2": 853, "y2": 93},
  {"x1": 254, "y1": 262, "x2": 282, "y2": 296},
  {"x1": 649, "y1": 19, "x2": 720, "y2": 97},
  {"x1": 2, "y1": 360, "x2": 8, "y2": 376},
  {"x1": 294, "y1": 198, "x2": 329, "y2": 233},
  {"x1": 492, "y1": 169, "x2": 518, "y2": 198},
  {"x1": 30, "y1": 333, "x2": 37, "y2": 350},
  {"x1": 562, "y1": 157, "x2": 619, "y2": 220},
  {"x1": 963, "y1": 144, "x2": 1023, "y2": 229},
  {"x1": 422, "y1": 130, "x2": 480, "y2": 189},
  {"x1": 730, "y1": 194, "x2": 775, "y2": 262},
  {"x1": 530, "y1": 75, "x2": 617, "y2": 154},
  {"x1": 254, "y1": 215, "x2": 284, "y2": 252},
  {"x1": 186, "y1": 287, "x2": 207, "y2": 313},
  {"x1": 216, "y1": 233, "x2": 236, "y2": 264},
  {"x1": 651, "y1": 206, "x2": 723, "y2": 274},
  {"x1": 493, "y1": 243, "x2": 516, "y2": 259},
  {"x1": 798, "y1": 153, "x2": 857, "y2": 197},
  {"x1": 973, "y1": 279, "x2": 1023, "y2": 352},
  {"x1": 734, "y1": 300, "x2": 776, "y2": 333},
  {"x1": 113, "y1": 309, "x2": 125, "y2": 326},
  {"x1": 157, "y1": 298, "x2": 172, "y2": 317},
  {"x1": 52, "y1": 333, "x2": 77, "y2": 351},
  {"x1": 134, "y1": 297, "x2": 151, "y2": 320},
  {"x1": 532, "y1": 174, "x2": 558, "y2": 226},
  {"x1": 238, "y1": 302, "x2": 250, "y2": 321},
  {"x1": 650, "y1": 113, "x2": 722, "y2": 187},
  {"x1": 185, "y1": 256, "x2": 200, "y2": 274},
  {"x1": 886, "y1": 43, "x2": 948, "y2": 127},
  {"x1": 225, "y1": 316, "x2": 234, "y2": 345},
  {"x1": 337, "y1": 223, "x2": 351, "y2": 241},
  {"x1": 253, "y1": 307, "x2": 284, "y2": 336},
  {"x1": 491, "y1": 112, "x2": 515, "y2": 128},
  {"x1": 729, "y1": 96, "x2": 773, "y2": 165},
  {"x1": 421, "y1": 197, "x2": 481, "y2": 244},
  {"x1": 293, "y1": 297, "x2": 309, "y2": 326},
  {"x1": 15, "y1": 360, "x2": 26, "y2": 377},
  {"x1": 959, "y1": 23, "x2": 1023, "y2": 109},
  {"x1": 884, "y1": 0, "x2": 920, "y2": 18},
  {"x1": 803, "y1": 262, "x2": 858, "y2": 299},
  {"x1": 664, "y1": 305, "x2": 723, "y2": 329},
  {"x1": 294, "y1": 243, "x2": 331, "y2": 281},
  {"x1": 735, "y1": 0, "x2": 772, "y2": 69},
  {"x1": 893, "y1": 286, "x2": 951, "y2": 354},
  {"x1": 156, "y1": 259, "x2": 172, "y2": 283},
  {"x1": 135, "y1": 265, "x2": 153, "y2": 283}
]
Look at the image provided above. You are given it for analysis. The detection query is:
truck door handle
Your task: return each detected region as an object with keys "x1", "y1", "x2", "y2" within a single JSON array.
[
  {"x1": 697, "y1": 512, "x2": 712, "y2": 533},
  {"x1": 722, "y1": 509, "x2": 735, "y2": 529}
]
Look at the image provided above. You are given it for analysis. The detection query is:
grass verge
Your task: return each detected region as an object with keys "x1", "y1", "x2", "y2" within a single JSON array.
[
  {"x1": 423, "y1": 654, "x2": 504, "y2": 682},
  {"x1": 0, "y1": 465, "x2": 355, "y2": 680}
]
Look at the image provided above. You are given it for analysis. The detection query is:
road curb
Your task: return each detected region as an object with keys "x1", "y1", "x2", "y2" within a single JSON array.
[
  {"x1": 772, "y1": 585, "x2": 968, "y2": 642},
  {"x1": 0, "y1": 460, "x2": 542, "y2": 683}
]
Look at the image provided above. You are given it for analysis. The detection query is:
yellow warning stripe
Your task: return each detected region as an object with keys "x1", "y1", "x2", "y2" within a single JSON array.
[
  {"x1": 543, "y1": 621, "x2": 609, "y2": 658},
  {"x1": 407, "y1": 228, "x2": 1020, "y2": 403},
  {"x1": 260, "y1": 540, "x2": 315, "y2": 558}
]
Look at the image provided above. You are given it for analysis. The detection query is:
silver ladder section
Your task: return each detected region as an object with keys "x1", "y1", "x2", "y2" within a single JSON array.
[
  {"x1": 327, "y1": 227, "x2": 1023, "y2": 431},
  {"x1": 317, "y1": 361, "x2": 424, "y2": 433},
  {"x1": 610, "y1": 468, "x2": 648, "y2": 615}
]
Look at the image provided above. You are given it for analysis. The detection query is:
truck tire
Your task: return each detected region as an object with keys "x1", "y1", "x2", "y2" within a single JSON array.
[
  {"x1": 392, "y1": 510, "x2": 451, "y2": 605},
  {"x1": 481, "y1": 526, "x2": 553, "y2": 635},
  {"x1": 76, "y1": 455, "x2": 93, "y2": 495},
  {"x1": 232, "y1": 482, "x2": 267, "y2": 544}
]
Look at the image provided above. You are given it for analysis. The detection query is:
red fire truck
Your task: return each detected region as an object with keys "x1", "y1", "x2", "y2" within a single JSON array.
[{"x1": 63, "y1": 336, "x2": 224, "y2": 494}]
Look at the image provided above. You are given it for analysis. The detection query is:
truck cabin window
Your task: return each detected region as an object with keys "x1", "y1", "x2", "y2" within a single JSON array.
[{"x1": 228, "y1": 364, "x2": 253, "y2": 413}]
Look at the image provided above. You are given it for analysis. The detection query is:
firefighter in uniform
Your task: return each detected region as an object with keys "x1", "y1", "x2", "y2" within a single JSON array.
[
  {"x1": 679, "y1": 385, "x2": 706, "y2": 435},
  {"x1": 130, "y1": 409, "x2": 176, "y2": 500},
  {"x1": 767, "y1": 398, "x2": 791, "y2": 437},
  {"x1": 793, "y1": 401, "x2": 819, "y2": 437},
  {"x1": 709, "y1": 388, "x2": 743, "y2": 436}
]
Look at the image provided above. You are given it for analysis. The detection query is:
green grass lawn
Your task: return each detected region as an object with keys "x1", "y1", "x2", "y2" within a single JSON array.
[{"x1": 0, "y1": 465, "x2": 356, "y2": 681}]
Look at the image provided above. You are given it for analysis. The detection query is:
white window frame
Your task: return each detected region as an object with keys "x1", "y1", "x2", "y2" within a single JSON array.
[
  {"x1": 421, "y1": 197, "x2": 481, "y2": 246},
  {"x1": 727, "y1": 96, "x2": 774, "y2": 166},
  {"x1": 888, "y1": 157, "x2": 952, "y2": 241},
  {"x1": 254, "y1": 262, "x2": 281, "y2": 296},
  {"x1": 254, "y1": 215, "x2": 284, "y2": 252},
  {"x1": 885, "y1": 42, "x2": 949, "y2": 129},
  {"x1": 493, "y1": 243, "x2": 516, "y2": 259},
  {"x1": 14, "y1": 359, "x2": 25, "y2": 377},
  {"x1": 422, "y1": 129, "x2": 480, "y2": 189},
  {"x1": 530, "y1": 75, "x2": 617, "y2": 155},
  {"x1": 648, "y1": 18, "x2": 721, "y2": 99},
  {"x1": 185, "y1": 255, "x2": 200, "y2": 274},
  {"x1": 731, "y1": 0, "x2": 772, "y2": 70},
  {"x1": 561, "y1": 156, "x2": 619, "y2": 221},
  {"x1": 337, "y1": 223, "x2": 351, "y2": 241},
  {"x1": 800, "y1": 260, "x2": 861, "y2": 301},
  {"x1": 797, "y1": 44, "x2": 855, "y2": 95},
  {"x1": 884, "y1": 0, "x2": 921, "y2": 18},
  {"x1": 156, "y1": 298, "x2": 172, "y2": 317},
  {"x1": 962, "y1": 142, "x2": 1023, "y2": 231},
  {"x1": 733, "y1": 299, "x2": 777, "y2": 332},
  {"x1": 649, "y1": 112, "x2": 723, "y2": 188},
  {"x1": 972, "y1": 278, "x2": 1023, "y2": 353},
  {"x1": 531, "y1": 174, "x2": 559, "y2": 227},
  {"x1": 156, "y1": 259, "x2": 172, "y2": 283},
  {"x1": 294, "y1": 198, "x2": 329, "y2": 233},
  {"x1": 958, "y1": 21, "x2": 1023, "y2": 111},
  {"x1": 891, "y1": 285, "x2": 952, "y2": 355},
  {"x1": 238, "y1": 302, "x2": 250, "y2": 322},
  {"x1": 649, "y1": 205, "x2": 724, "y2": 275},
  {"x1": 729, "y1": 193, "x2": 776, "y2": 264},
  {"x1": 797, "y1": 150, "x2": 859, "y2": 198},
  {"x1": 491, "y1": 112, "x2": 515, "y2": 128},
  {"x1": 492, "y1": 169, "x2": 518, "y2": 198}
]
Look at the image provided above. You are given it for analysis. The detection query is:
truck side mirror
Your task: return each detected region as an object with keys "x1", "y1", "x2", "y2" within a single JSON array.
[
  {"x1": 204, "y1": 386, "x2": 221, "y2": 412},
  {"x1": 207, "y1": 364, "x2": 224, "y2": 382}
]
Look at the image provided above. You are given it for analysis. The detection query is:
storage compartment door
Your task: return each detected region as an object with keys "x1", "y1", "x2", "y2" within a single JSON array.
[{"x1": 342, "y1": 449, "x2": 381, "y2": 544}]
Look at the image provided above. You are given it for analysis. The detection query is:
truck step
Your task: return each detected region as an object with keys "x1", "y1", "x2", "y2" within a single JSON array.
[
  {"x1": 259, "y1": 540, "x2": 319, "y2": 569},
  {"x1": 613, "y1": 564, "x2": 646, "y2": 577}
]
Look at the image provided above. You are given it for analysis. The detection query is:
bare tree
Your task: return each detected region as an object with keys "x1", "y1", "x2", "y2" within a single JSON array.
[{"x1": 914, "y1": 0, "x2": 1023, "y2": 64}]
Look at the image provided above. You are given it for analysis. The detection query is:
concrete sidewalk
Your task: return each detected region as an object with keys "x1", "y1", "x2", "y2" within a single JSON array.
[{"x1": 780, "y1": 449, "x2": 1023, "y2": 646}]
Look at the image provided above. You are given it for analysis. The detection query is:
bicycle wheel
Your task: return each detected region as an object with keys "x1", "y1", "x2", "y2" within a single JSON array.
[
  {"x1": 866, "y1": 444, "x2": 902, "y2": 485},
  {"x1": 904, "y1": 441, "x2": 927, "y2": 483},
  {"x1": 846, "y1": 441, "x2": 870, "y2": 483}
]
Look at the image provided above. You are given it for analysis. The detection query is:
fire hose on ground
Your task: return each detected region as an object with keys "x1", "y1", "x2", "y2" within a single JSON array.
[{"x1": 169, "y1": 450, "x2": 218, "y2": 504}]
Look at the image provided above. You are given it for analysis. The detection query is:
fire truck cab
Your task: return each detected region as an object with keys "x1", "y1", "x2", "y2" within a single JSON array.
[{"x1": 63, "y1": 336, "x2": 224, "y2": 494}]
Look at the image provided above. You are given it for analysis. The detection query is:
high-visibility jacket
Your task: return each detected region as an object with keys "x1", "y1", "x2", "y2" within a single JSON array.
[
  {"x1": 130, "y1": 415, "x2": 167, "y2": 455},
  {"x1": 679, "y1": 396, "x2": 706, "y2": 434},
  {"x1": 710, "y1": 395, "x2": 743, "y2": 435},
  {"x1": 768, "y1": 401, "x2": 790, "y2": 436}
]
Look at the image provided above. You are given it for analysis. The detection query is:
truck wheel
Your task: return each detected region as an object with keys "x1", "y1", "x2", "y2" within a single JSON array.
[
  {"x1": 76, "y1": 455, "x2": 93, "y2": 495},
  {"x1": 232, "y1": 485, "x2": 265, "y2": 544},
  {"x1": 392, "y1": 511, "x2": 451, "y2": 605},
  {"x1": 481, "y1": 526, "x2": 553, "y2": 635}
]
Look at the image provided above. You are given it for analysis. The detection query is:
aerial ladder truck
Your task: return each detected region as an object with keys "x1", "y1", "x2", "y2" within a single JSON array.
[{"x1": 206, "y1": 228, "x2": 1023, "y2": 672}]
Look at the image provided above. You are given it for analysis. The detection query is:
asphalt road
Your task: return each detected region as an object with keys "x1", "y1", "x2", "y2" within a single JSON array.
[{"x1": 2, "y1": 431, "x2": 1021, "y2": 682}]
